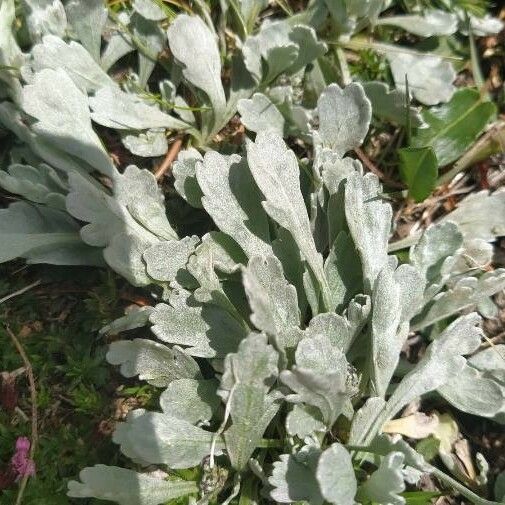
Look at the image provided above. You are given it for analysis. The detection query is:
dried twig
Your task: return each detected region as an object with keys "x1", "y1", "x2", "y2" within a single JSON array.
[
  {"x1": 354, "y1": 147, "x2": 405, "y2": 189},
  {"x1": 154, "y1": 137, "x2": 184, "y2": 180},
  {"x1": 0, "y1": 280, "x2": 41, "y2": 305},
  {"x1": 5, "y1": 326, "x2": 38, "y2": 505}
]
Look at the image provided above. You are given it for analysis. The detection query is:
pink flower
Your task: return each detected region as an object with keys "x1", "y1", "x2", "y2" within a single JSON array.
[{"x1": 10, "y1": 437, "x2": 35, "y2": 480}]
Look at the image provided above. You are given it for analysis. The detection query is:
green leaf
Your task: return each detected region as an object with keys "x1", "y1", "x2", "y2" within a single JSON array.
[
  {"x1": 412, "y1": 89, "x2": 496, "y2": 166},
  {"x1": 398, "y1": 146, "x2": 438, "y2": 202},
  {"x1": 68, "y1": 465, "x2": 198, "y2": 505},
  {"x1": 402, "y1": 491, "x2": 442, "y2": 505}
]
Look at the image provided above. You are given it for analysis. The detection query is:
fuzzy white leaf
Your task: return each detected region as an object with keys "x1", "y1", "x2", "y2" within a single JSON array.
[
  {"x1": 68, "y1": 465, "x2": 198, "y2": 505},
  {"x1": 22, "y1": 0, "x2": 67, "y2": 42},
  {"x1": 286, "y1": 404, "x2": 325, "y2": 438},
  {"x1": 133, "y1": 0, "x2": 166, "y2": 21},
  {"x1": 107, "y1": 339, "x2": 200, "y2": 387},
  {"x1": 121, "y1": 129, "x2": 168, "y2": 157},
  {"x1": 315, "y1": 83, "x2": 372, "y2": 156},
  {"x1": 65, "y1": 0, "x2": 107, "y2": 62},
  {"x1": 172, "y1": 148, "x2": 204, "y2": 208},
  {"x1": 196, "y1": 152, "x2": 271, "y2": 258},
  {"x1": 237, "y1": 93, "x2": 285, "y2": 136},
  {"x1": 376, "y1": 9, "x2": 458, "y2": 36},
  {"x1": 388, "y1": 53, "x2": 456, "y2": 105}
]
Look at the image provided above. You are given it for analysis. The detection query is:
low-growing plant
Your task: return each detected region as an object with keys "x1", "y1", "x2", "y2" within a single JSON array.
[{"x1": 61, "y1": 83, "x2": 504, "y2": 504}]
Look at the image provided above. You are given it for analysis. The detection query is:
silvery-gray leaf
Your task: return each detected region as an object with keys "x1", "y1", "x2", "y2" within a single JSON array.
[
  {"x1": 133, "y1": 0, "x2": 166, "y2": 21},
  {"x1": 104, "y1": 233, "x2": 152, "y2": 286},
  {"x1": 143, "y1": 236, "x2": 199, "y2": 282},
  {"x1": 131, "y1": 13, "x2": 165, "y2": 88},
  {"x1": 388, "y1": 53, "x2": 456, "y2": 105},
  {"x1": 280, "y1": 366, "x2": 351, "y2": 426},
  {"x1": 469, "y1": 345, "x2": 505, "y2": 380},
  {"x1": 121, "y1": 129, "x2": 168, "y2": 157},
  {"x1": 440, "y1": 190, "x2": 505, "y2": 242},
  {"x1": 0, "y1": 201, "x2": 103, "y2": 266},
  {"x1": 376, "y1": 9, "x2": 458, "y2": 36},
  {"x1": 356, "y1": 452, "x2": 406, "y2": 505},
  {"x1": 322, "y1": 0, "x2": 355, "y2": 35},
  {"x1": 0, "y1": 102, "x2": 93, "y2": 177},
  {"x1": 236, "y1": 0, "x2": 268, "y2": 33},
  {"x1": 113, "y1": 410, "x2": 223, "y2": 468},
  {"x1": 0, "y1": 163, "x2": 68, "y2": 209},
  {"x1": 160, "y1": 378, "x2": 219, "y2": 423},
  {"x1": 219, "y1": 333, "x2": 279, "y2": 398},
  {"x1": 469, "y1": 14, "x2": 504, "y2": 36},
  {"x1": 29, "y1": 36, "x2": 114, "y2": 94},
  {"x1": 100, "y1": 306, "x2": 154, "y2": 335},
  {"x1": 21, "y1": 68, "x2": 116, "y2": 178},
  {"x1": 246, "y1": 131, "x2": 331, "y2": 310},
  {"x1": 438, "y1": 364, "x2": 505, "y2": 418},
  {"x1": 0, "y1": 0, "x2": 23, "y2": 100},
  {"x1": 21, "y1": 0, "x2": 67, "y2": 42},
  {"x1": 376, "y1": 314, "x2": 483, "y2": 440},
  {"x1": 304, "y1": 312, "x2": 352, "y2": 352},
  {"x1": 243, "y1": 255, "x2": 302, "y2": 349},
  {"x1": 316, "y1": 443, "x2": 357, "y2": 505},
  {"x1": 286, "y1": 404, "x2": 325, "y2": 438},
  {"x1": 324, "y1": 231, "x2": 363, "y2": 312},
  {"x1": 237, "y1": 93, "x2": 285, "y2": 137},
  {"x1": 224, "y1": 385, "x2": 282, "y2": 470},
  {"x1": 315, "y1": 82, "x2": 372, "y2": 156},
  {"x1": 66, "y1": 0, "x2": 107, "y2": 62},
  {"x1": 89, "y1": 86, "x2": 190, "y2": 131},
  {"x1": 167, "y1": 14, "x2": 226, "y2": 134},
  {"x1": 150, "y1": 291, "x2": 247, "y2": 358},
  {"x1": 321, "y1": 155, "x2": 362, "y2": 195},
  {"x1": 172, "y1": 148, "x2": 203, "y2": 208},
  {"x1": 348, "y1": 397, "x2": 386, "y2": 445},
  {"x1": 269, "y1": 447, "x2": 324, "y2": 504},
  {"x1": 225, "y1": 52, "x2": 257, "y2": 119},
  {"x1": 272, "y1": 227, "x2": 308, "y2": 317},
  {"x1": 114, "y1": 165, "x2": 178, "y2": 240},
  {"x1": 413, "y1": 270, "x2": 505, "y2": 330},
  {"x1": 345, "y1": 172, "x2": 392, "y2": 291},
  {"x1": 346, "y1": 294, "x2": 371, "y2": 342},
  {"x1": 410, "y1": 221, "x2": 463, "y2": 282},
  {"x1": 196, "y1": 152, "x2": 271, "y2": 258},
  {"x1": 107, "y1": 338, "x2": 200, "y2": 387},
  {"x1": 363, "y1": 81, "x2": 425, "y2": 127},
  {"x1": 450, "y1": 239, "x2": 493, "y2": 277},
  {"x1": 101, "y1": 17, "x2": 135, "y2": 71},
  {"x1": 67, "y1": 465, "x2": 198, "y2": 505},
  {"x1": 288, "y1": 24, "x2": 327, "y2": 74}
]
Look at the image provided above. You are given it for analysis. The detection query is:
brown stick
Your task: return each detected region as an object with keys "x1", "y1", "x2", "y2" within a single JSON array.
[
  {"x1": 154, "y1": 137, "x2": 184, "y2": 180},
  {"x1": 354, "y1": 147, "x2": 405, "y2": 190},
  {"x1": 6, "y1": 326, "x2": 38, "y2": 505}
]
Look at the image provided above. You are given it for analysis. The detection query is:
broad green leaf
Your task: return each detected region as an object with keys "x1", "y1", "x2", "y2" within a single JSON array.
[
  {"x1": 0, "y1": 201, "x2": 103, "y2": 266},
  {"x1": 65, "y1": 0, "x2": 107, "y2": 62},
  {"x1": 398, "y1": 146, "x2": 438, "y2": 202},
  {"x1": 113, "y1": 410, "x2": 223, "y2": 468},
  {"x1": 167, "y1": 14, "x2": 226, "y2": 136},
  {"x1": 316, "y1": 443, "x2": 357, "y2": 505},
  {"x1": 196, "y1": 152, "x2": 272, "y2": 258},
  {"x1": 345, "y1": 172, "x2": 392, "y2": 292},
  {"x1": 106, "y1": 339, "x2": 201, "y2": 387},
  {"x1": 356, "y1": 452, "x2": 406, "y2": 505},
  {"x1": 246, "y1": 131, "x2": 331, "y2": 310},
  {"x1": 21, "y1": 68, "x2": 116, "y2": 177},
  {"x1": 412, "y1": 89, "x2": 496, "y2": 166},
  {"x1": 89, "y1": 86, "x2": 191, "y2": 131},
  {"x1": 269, "y1": 447, "x2": 324, "y2": 504},
  {"x1": 243, "y1": 255, "x2": 302, "y2": 350},
  {"x1": 376, "y1": 9, "x2": 458, "y2": 36},
  {"x1": 315, "y1": 82, "x2": 372, "y2": 156},
  {"x1": 237, "y1": 93, "x2": 285, "y2": 137},
  {"x1": 363, "y1": 81, "x2": 425, "y2": 128},
  {"x1": 150, "y1": 290, "x2": 247, "y2": 358},
  {"x1": 160, "y1": 378, "x2": 220, "y2": 423},
  {"x1": 388, "y1": 53, "x2": 456, "y2": 106},
  {"x1": 30, "y1": 35, "x2": 114, "y2": 93},
  {"x1": 21, "y1": 0, "x2": 67, "y2": 42},
  {"x1": 0, "y1": 162, "x2": 67, "y2": 209},
  {"x1": 67, "y1": 465, "x2": 198, "y2": 505}
]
